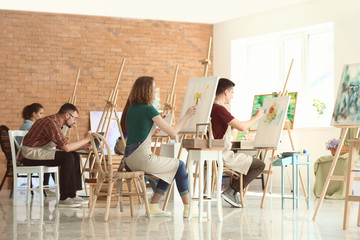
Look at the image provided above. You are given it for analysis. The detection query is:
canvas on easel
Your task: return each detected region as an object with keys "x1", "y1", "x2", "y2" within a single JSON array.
[
  {"x1": 90, "y1": 111, "x2": 122, "y2": 155},
  {"x1": 254, "y1": 96, "x2": 290, "y2": 148},
  {"x1": 250, "y1": 92, "x2": 298, "y2": 131},
  {"x1": 331, "y1": 63, "x2": 360, "y2": 125},
  {"x1": 313, "y1": 63, "x2": 360, "y2": 220},
  {"x1": 179, "y1": 76, "x2": 219, "y2": 133}
]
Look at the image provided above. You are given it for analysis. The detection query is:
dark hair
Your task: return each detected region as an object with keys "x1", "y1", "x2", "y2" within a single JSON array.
[
  {"x1": 58, "y1": 103, "x2": 79, "y2": 114},
  {"x1": 128, "y1": 76, "x2": 155, "y2": 105},
  {"x1": 216, "y1": 78, "x2": 235, "y2": 96},
  {"x1": 22, "y1": 103, "x2": 44, "y2": 120}
]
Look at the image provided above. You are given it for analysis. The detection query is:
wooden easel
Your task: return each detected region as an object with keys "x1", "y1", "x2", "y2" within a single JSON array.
[
  {"x1": 313, "y1": 126, "x2": 360, "y2": 220},
  {"x1": 255, "y1": 59, "x2": 309, "y2": 208},
  {"x1": 152, "y1": 65, "x2": 179, "y2": 154},
  {"x1": 199, "y1": 37, "x2": 212, "y2": 77},
  {"x1": 162, "y1": 39, "x2": 213, "y2": 210},
  {"x1": 65, "y1": 69, "x2": 81, "y2": 141},
  {"x1": 82, "y1": 59, "x2": 127, "y2": 195}
]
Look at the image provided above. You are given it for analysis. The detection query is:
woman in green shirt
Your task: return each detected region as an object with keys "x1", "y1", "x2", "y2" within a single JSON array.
[{"x1": 121, "y1": 76, "x2": 196, "y2": 217}]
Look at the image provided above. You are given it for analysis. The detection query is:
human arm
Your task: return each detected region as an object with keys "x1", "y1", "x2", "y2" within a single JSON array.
[
  {"x1": 228, "y1": 108, "x2": 264, "y2": 132},
  {"x1": 152, "y1": 106, "x2": 196, "y2": 137},
  {"x1": 58, "y1": 131, "x2": 91, "y2": 152}
]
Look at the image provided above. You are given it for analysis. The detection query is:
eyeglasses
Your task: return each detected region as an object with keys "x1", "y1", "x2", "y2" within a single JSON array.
[{"x1": 68, "y1": 113, "x2": 78, "y2": 121}]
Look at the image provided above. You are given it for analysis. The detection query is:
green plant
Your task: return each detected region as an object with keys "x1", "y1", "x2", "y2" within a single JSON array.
[{"x1": 313, "y1": 99, "x2": 326, "y2": 116}]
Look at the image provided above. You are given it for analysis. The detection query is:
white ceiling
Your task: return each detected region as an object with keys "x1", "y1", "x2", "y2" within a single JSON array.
[{"x1": 1, "y1": 0, "x2": 310, "y2": 24}]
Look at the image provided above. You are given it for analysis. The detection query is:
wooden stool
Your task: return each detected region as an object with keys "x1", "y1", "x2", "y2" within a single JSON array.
[
  {"x1": 343, "y1": 139, "x2": 360, "y2": 230},
  {"x1": 187, "y1": 148, "x2": 223, "y2": 222}
]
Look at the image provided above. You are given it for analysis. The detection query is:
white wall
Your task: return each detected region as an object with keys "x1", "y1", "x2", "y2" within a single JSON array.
[{"x1": 213, "y1": 0, "x2": 360, "y2": 192}]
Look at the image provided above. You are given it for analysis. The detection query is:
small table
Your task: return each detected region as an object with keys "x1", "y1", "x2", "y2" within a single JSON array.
[
  {"x1": 272, "y1": 153, "x2": 311, "y2": 209},
  {"x1": 187, "y1": 148, "x2": 223, "y2": 222}
]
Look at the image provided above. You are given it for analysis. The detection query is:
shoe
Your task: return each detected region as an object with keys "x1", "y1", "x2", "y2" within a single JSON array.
[
  {"x1": 45, "y1": 189, "x2": 55, "y2": 195},
  {"x1": 221, "y1": 187, "x2": 242, "y2": 208},
  {"x1": 57, "y1": 198, "x2": 81, "y2": 208},
  {"x1": 71, "y1": 196, "x2": 89, "y2": 206},
  {"x1": 149, "y1": 204, "x2": 171, "y2": 217},
  {"x1": 183, "y1": 204, "x2": 199, "y2": 218}
]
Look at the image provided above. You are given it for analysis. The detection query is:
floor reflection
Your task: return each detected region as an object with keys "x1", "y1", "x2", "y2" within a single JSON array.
[{"x1": 1, "y1": 189, "x2": 360, "y2": 240}]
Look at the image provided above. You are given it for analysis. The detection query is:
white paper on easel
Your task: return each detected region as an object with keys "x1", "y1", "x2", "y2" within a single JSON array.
[
  {"x1": 156, "y1": 114, "x2": 173, "y2": 136},
  {"x1": 90, "y1": 111, "x2": 122, "y2": 154},
  {"x1": 254, "y1": 96, "x2": 290, "y2": 148},
  {"x1": 179, "y1": 76, "x2": 219, "y2": 133}
]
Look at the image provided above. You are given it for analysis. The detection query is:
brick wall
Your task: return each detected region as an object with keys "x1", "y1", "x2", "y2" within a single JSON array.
[{"x1": 0, "y1": 10, "x2": 213, "y2": 189}]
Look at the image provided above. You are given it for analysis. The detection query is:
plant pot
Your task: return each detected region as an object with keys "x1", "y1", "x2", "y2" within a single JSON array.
[{"x1": 330, "y1": 145, "x2": 350, "y2": 156}]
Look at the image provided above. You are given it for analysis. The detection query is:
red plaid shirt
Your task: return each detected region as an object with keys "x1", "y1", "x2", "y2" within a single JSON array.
[{"x1": 23, "y1": 114, "x2": 69, "y2": 147}]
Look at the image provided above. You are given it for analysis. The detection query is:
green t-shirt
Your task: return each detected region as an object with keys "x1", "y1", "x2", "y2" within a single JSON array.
[{"x1": 126, "y1": 104, "x2": 159, "y2": 145}]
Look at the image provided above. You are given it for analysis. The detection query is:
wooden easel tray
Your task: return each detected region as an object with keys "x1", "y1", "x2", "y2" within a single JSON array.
[{"x1": 183, "y1": 138, "x2": 224, "y2": 149}]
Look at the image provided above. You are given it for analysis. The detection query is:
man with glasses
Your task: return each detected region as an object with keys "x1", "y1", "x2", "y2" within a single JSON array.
[{"x1": 22, "y1": 103, "x2": 91, "y2": 208}]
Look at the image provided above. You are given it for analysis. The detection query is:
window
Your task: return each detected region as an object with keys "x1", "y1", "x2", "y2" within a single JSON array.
[{"x1": 231, "y1": 23, "x2": 334, "y2": 128}]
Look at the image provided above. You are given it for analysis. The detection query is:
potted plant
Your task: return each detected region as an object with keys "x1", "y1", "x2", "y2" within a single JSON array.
[{"x1": 325, "y1": 138, "x2": 350, "y2": 156}]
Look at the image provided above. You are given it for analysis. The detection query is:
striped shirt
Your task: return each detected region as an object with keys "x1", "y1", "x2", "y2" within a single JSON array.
[{"x1": 23, "y1": 114, "x2": 69, "y2": 147}]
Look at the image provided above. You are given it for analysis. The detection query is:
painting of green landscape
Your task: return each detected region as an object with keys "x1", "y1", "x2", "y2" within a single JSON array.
[{"x1": 250, "y1": 92, "x2": 297, "y2": 130}]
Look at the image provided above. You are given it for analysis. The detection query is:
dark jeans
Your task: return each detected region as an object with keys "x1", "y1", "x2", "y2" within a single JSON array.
[
  {"x1": 23, "y1": 151, "x2": 82, "y2": 200},
  {"x1": 43, "y1": 173, "x2": 55, "y2": 185},
  {"x1": 124, "y1": 142, "x2": 189, "y2": 196},
  {"x1": 230, "y1": 158, "x2": 265, "y2": 192}
]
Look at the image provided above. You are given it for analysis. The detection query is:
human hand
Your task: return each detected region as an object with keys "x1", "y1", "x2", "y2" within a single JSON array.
[
  {"x1": 84, "y1": 143, "x2": 92, "y2": 152},
  {"x1": 254, "y1": 108, "x2": 264, "y2": 119},
  {"x1": 186, "y1": 105, "x2": 196, "y2": 117},
  {"x1": 84, "y1": 131, "x2": 91, "y2": 140}
]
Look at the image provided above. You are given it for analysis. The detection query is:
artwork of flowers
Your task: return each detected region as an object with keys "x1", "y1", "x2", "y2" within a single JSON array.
[
  {"x1": 250, "y1": 92, "x2": 297, "y2": 131},
  {"x1": 331, "y1": 63, "x2": 360, "y2": 125},
  {"x1": 254, "y1": 96, "x2": 290, "y2": 148},
  {"x1": 180, "y1": 76, "x2": 219, "y2": 133}
]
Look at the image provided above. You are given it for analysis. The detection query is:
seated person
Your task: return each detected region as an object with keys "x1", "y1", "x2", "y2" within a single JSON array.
[
  {"x1": 120, "y1": 76, "x2": 196, "y2": 217},
  {"x1": 19, "y1": 103, "x2": 54, "y2": 190},
  {"x1": 20, "y1": 103, "x2": 44, "y2": 131},
  {"x1": 211, "y1": 78, "x2": 265, "y2": 207},
  {"x1": 22, "y1": 103, "x2": 91, "y2": 208},
  {"x1": 119, "y1": 99, "x2": 158, "y2": 191}
]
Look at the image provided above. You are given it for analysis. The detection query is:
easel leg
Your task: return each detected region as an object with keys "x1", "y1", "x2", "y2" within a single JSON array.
[
  {"x1": 313, "y1": 128, "x2": 348, "y2": 220},
  {"x1": 260, "y1": 150, "x2": 275, "y2": 208}
]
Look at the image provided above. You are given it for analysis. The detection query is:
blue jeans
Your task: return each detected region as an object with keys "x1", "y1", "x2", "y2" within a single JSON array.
[{"x1": 124, "y1": 142, "x2": 189, "y2": 196}]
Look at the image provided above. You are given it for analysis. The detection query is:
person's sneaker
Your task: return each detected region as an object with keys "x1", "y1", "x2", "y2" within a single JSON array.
[
  {"x1": 234, "y1": 192, "x2": 244, "y2": 208},
  {"x1": 183, "y1": 204, "x2": 199, "y2": 218},
  {"x1": 71, "y1": 196, "x2": 89, "y2": 206},
  {"x1": 221, "y1": 187, "x2": 242, "y2": 208},
  {"x1": 149, "y1": 204, "x2": 171, "y2": 217},
  {"x1": 45, "y1": 189, "x2": 56, "y2": 195},
  {"x1": 57, "y1": 198, "x2": 81, "y2": 208}
]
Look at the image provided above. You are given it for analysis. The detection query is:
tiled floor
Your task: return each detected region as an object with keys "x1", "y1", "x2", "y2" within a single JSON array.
[{"x1": 0, "y1": 187, "x2": 359, "y2": 239}]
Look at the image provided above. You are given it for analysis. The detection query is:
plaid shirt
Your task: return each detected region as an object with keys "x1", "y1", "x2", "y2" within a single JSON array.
[{"x1": 23, "y1": 114, "x2": 69, "y2": 147}]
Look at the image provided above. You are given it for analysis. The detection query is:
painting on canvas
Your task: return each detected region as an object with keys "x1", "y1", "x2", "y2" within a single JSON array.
[
  {"x1": 250, "y1": 92, "x2": 297, "y2": 131},
  {"x1": 331, "y1": 63, "x2": 360, "y2": 125},
  {"x1": 90, "y1": 111, "x2": 122, "y2": 155},
  {"x1": 254, "y1": 96, "x2": 290, "y2": 148},
  {"x1": 179, "y1": 76, "x2": 219, "y2": 133}
]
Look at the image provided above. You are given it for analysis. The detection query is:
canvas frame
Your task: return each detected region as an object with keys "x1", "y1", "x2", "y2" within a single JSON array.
[
  {"x1": 254, "y1": 96, "x2": 290, "y2": 148},
  {"x1": 250, "y1": 92, "x2": 298, "y2": 131},
  {"x1": 331, "y1": 63, "x2": 360, "y2": 126},
  {"x1": 179, "y1": 76, "x2": 219, "y2": 133}
]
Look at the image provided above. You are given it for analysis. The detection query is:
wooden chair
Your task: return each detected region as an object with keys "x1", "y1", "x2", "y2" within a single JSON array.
[{"x1": 88, "y1": 132, "x2": 150, "y2": 221}]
